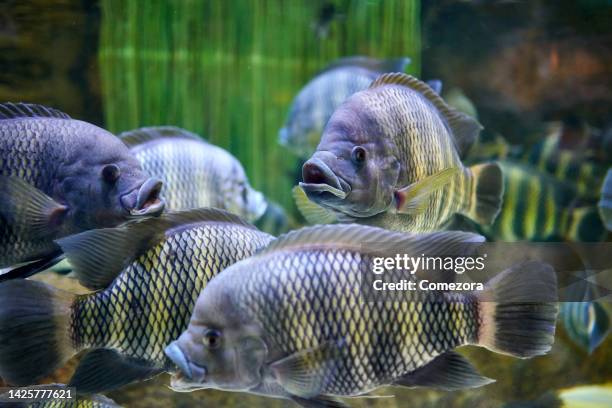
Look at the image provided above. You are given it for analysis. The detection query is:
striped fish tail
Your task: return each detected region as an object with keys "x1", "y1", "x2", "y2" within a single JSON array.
[
  {"x1": 0, "y1": 279, "x2": 77, "y2": 385},
  {"x1": 462, "y1": 162, "x2": 504, "y2": 226}
]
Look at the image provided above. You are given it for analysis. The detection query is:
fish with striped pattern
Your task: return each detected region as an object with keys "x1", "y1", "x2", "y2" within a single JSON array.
[
  {"x1": 279, "y1": 56, "x2": 411, "y2": 159},
  {"x1": 166, "y1": 224, "x2": 558, "y2": 407},
  {"x1": 0, "y1": 208, "x2": 273, "y2": 393},
  {"x1": 599, "y1": 168, "x2": 612, "y2": 231},
  {"x1": 297, "y1": 73, "x2": 503, "y2": 232},
  {"x1": 119, "y1": 126, "x2": 267, "y2": 222},
  {"x1": 481, "y1": 161, "x2": 606, "y2": 242}
]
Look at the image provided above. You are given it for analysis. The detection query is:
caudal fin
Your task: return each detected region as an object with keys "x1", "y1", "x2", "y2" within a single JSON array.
[
  {"x1": 476, "y1": 260, "x2": 558, "y2": 358},
  {"x1": 0, "y1": 280, "x2": 76, "y2": 385},
  {"x1": 466, "y1": 162, "x2": 503, "y2": 225}
]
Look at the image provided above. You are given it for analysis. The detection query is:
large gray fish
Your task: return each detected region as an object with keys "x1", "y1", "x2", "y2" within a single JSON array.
[
  {"x1": 0, "y1": 103, "x2": 165, "y2": 278},
  {"x1": 298, "y1": 73, "x2": 503, "y2": 233},
  {"x1": 166, "y1": 224, "x2": 557, "y2": 407},
  {"x1": 279, "y1": 56, "x2": 411, "y2": 159},
  {"x1": 0, "y1": 208, "x2": 273, "y2": 393},
  {"x1": 119, "y1": 126, "x2": 267, "y2": 222}
]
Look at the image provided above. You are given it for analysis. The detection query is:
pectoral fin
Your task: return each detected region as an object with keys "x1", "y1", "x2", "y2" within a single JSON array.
[
  {"x1": 270, "y1": 339, "x2": 344, "y2": 398},
  {"x1": 394, "y1": 167, "x2": 459, "y2": 214},
  {"x1": 394, "y1": 351, "x2": 494, "y2": 391},
  {"x1": 292, "y1": 186, "x2": 338, "y2": 225},
  {"x1": 0, "y1": 176, "x2": 67, "y2": 239}
]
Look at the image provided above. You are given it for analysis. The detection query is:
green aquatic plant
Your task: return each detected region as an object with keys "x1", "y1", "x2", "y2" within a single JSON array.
[{"x1": 98, "y1": 0, "x2": 420, "y2": 210}]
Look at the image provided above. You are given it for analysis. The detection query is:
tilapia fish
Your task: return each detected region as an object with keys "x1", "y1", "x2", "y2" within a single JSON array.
[
  {"x1": 279, "y1": 56, "x2": 410, "y2": 159},
  {"x1": 166, "y1": 224, "x2": 558, "y2": 408},
  {"x1": 0, "y1": 208, "x2": 273, "y2": 393},
  {"x1": 0, "y1": 103, "x2": 164, "y2": 278},
  {"x1": 120, "y1": 126, "x2": 267, "y2": 222},
  {"x1": 482, "y1": 161, "x2": 606, "y2": 242},
  {"x1": 297, "y1": 73, "x2": 504, "y2": 233}
]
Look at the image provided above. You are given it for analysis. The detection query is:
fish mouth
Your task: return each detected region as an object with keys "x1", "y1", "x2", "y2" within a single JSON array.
[
  {"x1": 165, "y1": 342, "x2": 207, "y2": 389},
  {"x1": 121, "y1": 178, "x2": 165, "y2": 217},
  {"x1": 300, "y1": 157, "x2": 350, "y2": 202}
]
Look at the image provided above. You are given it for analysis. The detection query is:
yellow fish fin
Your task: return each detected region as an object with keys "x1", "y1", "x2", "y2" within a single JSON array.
[
  {"x1": 292, "y1": 185, "x2": 338, "y2": 225},
  {"x1": 270, "y1": 339, "x2": 345, "y2": 398},
  {"x1": 394, "y1": 167, "x2": 460, "y2": 215}
]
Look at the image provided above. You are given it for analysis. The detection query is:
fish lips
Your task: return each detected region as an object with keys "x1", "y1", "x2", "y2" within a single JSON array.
[
  {"x1": 300, "y1": 158, "x2": 350, "y2": 204},
  {"x1": 120, "y1": 178, "x2": 165, "y2": 217},
  {"x1": 165, "y1": 342, "x2": 207, "y2": 390}
]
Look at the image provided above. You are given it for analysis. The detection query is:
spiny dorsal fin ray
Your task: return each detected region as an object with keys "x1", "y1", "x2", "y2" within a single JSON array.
[
  {"x1": 56, "y1": 208, "x2": 256, "y2": 290},
  {"x1": 319, "y1": 56, "x2": 411, "y2": 75},
  {"x1": 369, "y1": 73, "x2": 482, "y2": 157},
  {"x1": 0, "y1": 103, "x2": 71, "y2": 120},
  {"x1": 259, "y1": 224, "x2": 484, "y2": 258},
  {"x1": 119, "y1": 126, "x2": 204, "y2": 147}
]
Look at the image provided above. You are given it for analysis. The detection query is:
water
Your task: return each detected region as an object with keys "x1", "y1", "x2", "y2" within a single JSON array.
[{"x1": 1, "y1": 1, "x2": 611, "y2": 407}]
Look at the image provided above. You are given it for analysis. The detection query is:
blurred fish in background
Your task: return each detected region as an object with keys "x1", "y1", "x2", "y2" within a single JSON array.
[
  {"x1": 253, "y1": 200, "x2": 294, "y2": 236},
  {"x1": 278, "y1": 56, "x2": 411, "y2": 159},
  {"x1": 598, "y1": 169, "x2": 612, "y2": 231},
  {"x1": 503, "y1": 383, "x2": 612, "y2": 408},
  {"x1": 477, "y1": 161, "x2": 607, "y2": 242},
  {"x1": 120, "y1": 126, "x2": 267, "y2": 223},
  {"x1": 560, "y1": 301, "x2": 610, "y2": 354}
]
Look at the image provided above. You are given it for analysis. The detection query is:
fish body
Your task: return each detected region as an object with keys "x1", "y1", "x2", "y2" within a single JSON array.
[
  {"x1": 120, "y1": 126, "x2": 267, "y2": 222},
  {"x1": 279, "y1": 57, "x2": 410, "y2": 159},
  {"x1": 483, "y1": 161, "x2": 606, "y2": 242},
  {"x1": 560, "y1": 301, "x2": 610, "y2": 353},
  {"x1": 299, "y1": 73, "x2": 503, "y2": 232},
  {"x1": 0, "y1": 208, "x2": 273, "y2": 393},
  {"x1": 0, "y1": 103, "x2": 164, "y2": 275},
  {"x1": 167, "y1": 225, "x2": 557, "y2": 406},
  {"x1": 518, "y1": 123, "x2": 608, "y2": 201}
]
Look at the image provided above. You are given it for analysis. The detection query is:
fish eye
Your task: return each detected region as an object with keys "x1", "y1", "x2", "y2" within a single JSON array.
[
  {"x1": 203, "y1": 329, "x2": 222, "y2": 349},
  {"x1": 351, "y1": 146, "x2": 367, "y2": 164},
  {"x1": 101, "y1": 164, "x2": 121, "y2": 184}
]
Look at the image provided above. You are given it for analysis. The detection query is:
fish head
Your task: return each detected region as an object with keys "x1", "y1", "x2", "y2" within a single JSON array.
[
  {"x1": 60, "y1": 131, "x2": 165, "y2": 230},
  {"x1": 166, "y1": 283, "x2": 267, "y2": 392},
  {"x1": 300, "y1": 97, "x2": 400, "y2": 218},
  {"x1": 221, "y1": 159, "x2": 268, "y2": 222}
]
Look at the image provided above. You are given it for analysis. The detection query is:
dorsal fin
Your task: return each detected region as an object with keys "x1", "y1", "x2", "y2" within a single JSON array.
[
  {"x1": 369, "y1": 73, "x2": 482, "y2": 157},
  {"x1": 0, "y1": 103, "x2": 71, "y2": 120},
  {"x1": 56, "y1": 208, "x2": 255, "y2": 290},
  {"x1": 319, "y1": 56, "x2": 410, "y2": 75},
  {"x1": 258, "y1": 224, "x2": 484, "y2": 257},
  {"x1": 119, "y1": 126, "x2": 203, "y2": 147}
]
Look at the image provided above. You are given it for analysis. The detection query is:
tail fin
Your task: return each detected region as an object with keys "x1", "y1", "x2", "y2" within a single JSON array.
[
  {"x1": 465, "y1": 162, "x2": 504, "y2": 225},
  {"x1": 476, "y1": 260, "x2": 558, "y2": 358},
  {"x1": 566, "y1": 206, "x2": 606, "y2": 242},
  {"x1": 0, "y1": 280, "x2": 76, "y2": 385}
]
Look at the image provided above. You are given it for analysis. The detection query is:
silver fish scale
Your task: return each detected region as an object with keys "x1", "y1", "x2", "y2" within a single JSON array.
[
  {"x1": 0, "y1": 118, "x2": 90, "y2": 265},
  {"x1": 70, "y1": 224, "x2": 273, "y2": 369},
  {"x1": 358, "y1": 86, "x2": 471, "y2": 232},
  {"x1": 235, "y1": 248, "x2": 480, "y2": 396},
  {"x1": 130, "y1": 139, "x2": 257, "y2": 220}
]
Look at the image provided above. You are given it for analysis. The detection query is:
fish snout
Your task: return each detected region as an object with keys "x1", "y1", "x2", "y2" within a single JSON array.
[
  {"x1": 300, "y1": 157, "x2": 349, "y2": 200},
  {"x1": 165, "y1": 342, "x2": 206, "y2": 383},
  {"x1": 131, "y1": 178, "x2": 165, "y2": 216}
]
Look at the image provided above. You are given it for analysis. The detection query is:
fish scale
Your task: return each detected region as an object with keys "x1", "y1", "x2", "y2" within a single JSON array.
[
  {"x1": 234, "y1": 248, "x2": 479, "y2": 395},
  {"x1": 69, "y1": 223, "x2": 272, "y2": 368}
]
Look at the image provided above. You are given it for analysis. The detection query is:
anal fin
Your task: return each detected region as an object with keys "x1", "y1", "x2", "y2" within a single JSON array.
[
  {"x1": 394, "y1": 351, "x2": 494, "y2": 391},
  {"x1": 69, "y1": 349, "x2": 163, "y2": 394}
]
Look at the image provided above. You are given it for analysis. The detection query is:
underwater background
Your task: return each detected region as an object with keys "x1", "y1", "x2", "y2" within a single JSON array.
[{"x1": 0, "y1": 0, "x2": 611, "y2": 407}]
